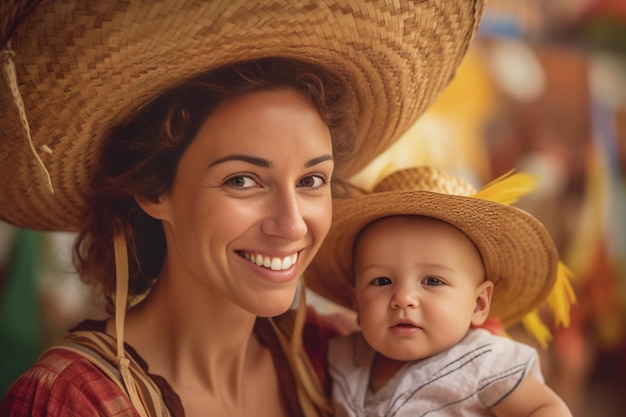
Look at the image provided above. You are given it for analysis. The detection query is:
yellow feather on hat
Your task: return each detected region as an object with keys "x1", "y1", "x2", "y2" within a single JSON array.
[{"x1": 473, "y1": 169, "x2": 577, "y2": 347}]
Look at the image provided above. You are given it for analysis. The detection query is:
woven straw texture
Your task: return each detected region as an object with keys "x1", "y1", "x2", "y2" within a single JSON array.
[
  {"x1": 0, "y1": 0, "x2": 485, "y2": 231},
  {"x1": 305, "y1": 167, "x2": 559, "y2": 326}
]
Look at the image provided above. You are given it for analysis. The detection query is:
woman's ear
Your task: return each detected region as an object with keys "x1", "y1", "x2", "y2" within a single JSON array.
[
  {"x1": 135, "y1": 194, "x2": 170, "y2": 221},
  {"x1": 471, "y1": 280, "x2": 494, "y2": 327},
  {"x1": 133, "y1": 200, "x2": 167, "y2": 278}
]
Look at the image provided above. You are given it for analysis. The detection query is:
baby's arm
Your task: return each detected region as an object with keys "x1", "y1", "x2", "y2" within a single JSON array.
[{"x1": 490, "y1": 374, "x2": 572, "y2": 417}]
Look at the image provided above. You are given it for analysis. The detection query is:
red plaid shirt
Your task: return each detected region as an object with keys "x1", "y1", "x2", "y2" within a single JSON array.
[
  {"x1": 1, "y1": 347, "x2": 146, "y2": 416},
  {"x1": 1, "y1": 308, "x2": 339, "y2": 416}
]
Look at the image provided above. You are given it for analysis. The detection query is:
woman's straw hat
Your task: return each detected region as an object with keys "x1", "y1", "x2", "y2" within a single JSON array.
[
  {"x1": 306, "y1": 166, "x2": 560, "y2": 326},
  {"x1": 0, "y1": 0, "x2": 485, "y2": 231}
]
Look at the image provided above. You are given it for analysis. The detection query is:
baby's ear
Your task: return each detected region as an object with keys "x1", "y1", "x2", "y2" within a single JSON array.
[{"x1": 471, "y1": 280, "x2": 493, "y2": 327}]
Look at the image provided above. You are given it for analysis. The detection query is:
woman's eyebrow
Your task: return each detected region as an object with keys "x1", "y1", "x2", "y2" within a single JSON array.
[
  {"x1": 305, "y1": 154, "x2": 333, "y2": 167},
  {"x1": 209, "y1": 154, "x2": 333, "y2": 168},
  {"x1": 209, "y1": 154, "x2": 272, "y2": 168}
]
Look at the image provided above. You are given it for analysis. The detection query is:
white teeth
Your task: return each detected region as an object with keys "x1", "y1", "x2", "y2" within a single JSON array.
[
  {"x1": 243, "y1": 252, "x2": 298, "y2": 271},
  {"x1": 270, "y1": 258, "x2": 281, "y2": 270}
]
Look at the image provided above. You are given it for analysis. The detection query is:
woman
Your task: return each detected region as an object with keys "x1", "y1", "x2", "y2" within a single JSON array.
[{"x1": 0, "y1": 1, "x2": 486, "y2": 416}]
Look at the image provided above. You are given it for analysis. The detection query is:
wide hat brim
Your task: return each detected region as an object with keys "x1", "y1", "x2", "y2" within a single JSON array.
[
  {"x1": 0, "y1": 0, "x2": 485, "y2": 231},
  {"x1": 305, "y1": 188, "x2": 559, "y2": 326}
]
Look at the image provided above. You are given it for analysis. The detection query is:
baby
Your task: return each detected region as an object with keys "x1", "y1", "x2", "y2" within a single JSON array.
[{"x1": 308, "y1": 166, "x2": 573, "y2": 416}]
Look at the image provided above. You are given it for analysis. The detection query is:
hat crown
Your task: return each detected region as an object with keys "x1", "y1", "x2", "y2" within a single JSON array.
[
  {"x1": 0, "y1": 0, "x2": 486, "y2": 231},
  {"x1": 373, "y1": 167, "x2": 477, "y2": 196}
]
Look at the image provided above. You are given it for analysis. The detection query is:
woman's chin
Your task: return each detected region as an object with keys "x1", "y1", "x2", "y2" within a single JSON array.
[{"x1": 254, "y1": 294, "x2": 300, "y2": 318}]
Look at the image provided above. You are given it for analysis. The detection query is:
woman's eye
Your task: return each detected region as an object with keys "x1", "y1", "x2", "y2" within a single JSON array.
[
  {"x1": 423, "y1": 276, "x2": 443, "y2": 286},
  {"x1": 298, "y1": 174, "x2": 327, "y2": 189},
  {"x1": 224, "y1": 175, "x2": 258, "y2": 189},
  {"x1": 372, "y1": 277, "x2": 392, "y2": 286}
]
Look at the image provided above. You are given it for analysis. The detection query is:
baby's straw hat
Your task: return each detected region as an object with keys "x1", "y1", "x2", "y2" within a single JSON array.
[
  {"x1": 307, "y1": 166, "x2": 569, "y2": 326},
  {"x1": 0, "y1": 0, "x2": 485, "y2": 231}
]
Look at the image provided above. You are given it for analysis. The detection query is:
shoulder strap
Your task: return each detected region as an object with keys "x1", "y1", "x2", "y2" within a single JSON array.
[{"x1": 51, "y1": 330, "x2": 172, "y2": 417}]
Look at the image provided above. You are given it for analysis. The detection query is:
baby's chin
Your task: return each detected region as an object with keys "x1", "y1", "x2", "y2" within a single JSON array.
[{"x1": 372, "y1": 341, "x2": 438, "y2": 364}]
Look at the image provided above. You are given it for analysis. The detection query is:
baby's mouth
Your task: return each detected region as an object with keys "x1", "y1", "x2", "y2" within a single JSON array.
[
  {"x1": 392, "y1": 320, "x2": 420, "y2": 329},
  {"x1": 394, "y1": 323, "x2": 417, "y2": 329},
  {"x1": 239, "y1": 251, "x2": 298, "y2": 271}
]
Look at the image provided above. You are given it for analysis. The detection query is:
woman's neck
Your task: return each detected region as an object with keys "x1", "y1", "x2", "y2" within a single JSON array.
[{"x1": 108, "y1": 271, "x2": 261, "y2": 397}]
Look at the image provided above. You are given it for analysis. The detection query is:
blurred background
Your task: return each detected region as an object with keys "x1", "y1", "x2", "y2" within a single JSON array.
[{"x1": 1, "y1": 0, "x2": 625, "y2": 414}]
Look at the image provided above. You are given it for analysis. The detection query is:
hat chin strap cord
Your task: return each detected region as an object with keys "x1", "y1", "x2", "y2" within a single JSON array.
[
  {"x1": 269, "y1": 286, "x2": 332, "y2": 417},
  {"x1": 1, "y1": 41, "x2": 54, "y2": 195},
  {"x1": 113, "y1": 234, "x2": 150, "y2": 417}
]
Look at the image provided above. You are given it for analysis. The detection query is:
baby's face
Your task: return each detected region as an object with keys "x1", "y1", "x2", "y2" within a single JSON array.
[{"x1": 353, "y1": 215, "x2": 491, "y2": 362}]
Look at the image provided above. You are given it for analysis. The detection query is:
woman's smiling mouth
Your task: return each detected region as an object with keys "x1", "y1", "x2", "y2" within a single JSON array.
[{"x1": 240, "y1": 251, "x2": 298, "y2": 271}]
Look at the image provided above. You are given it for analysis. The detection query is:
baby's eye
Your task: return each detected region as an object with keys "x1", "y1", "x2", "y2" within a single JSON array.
[
  {"x1": 224, "y1": 175, "x2": 258, "y2": 189},
  {"x1": 371, "y1": 277, "x2": 392, "y2": 286},
  {"x1": 423, "y1": 276, "x2": 444, "y2": 286},
  {"x1": 298, "y1": 174, "x2": 327, "y2": 189}
]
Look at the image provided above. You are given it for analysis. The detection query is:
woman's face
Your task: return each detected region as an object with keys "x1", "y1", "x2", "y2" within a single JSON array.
[{"x1": 143, "y1": 88, "x2": 334, "y2": 317}]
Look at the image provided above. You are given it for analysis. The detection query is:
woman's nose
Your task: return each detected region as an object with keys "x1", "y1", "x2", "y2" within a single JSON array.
[{"x1": 261, "y1": 189, "x2": 307, "y2": 240}]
